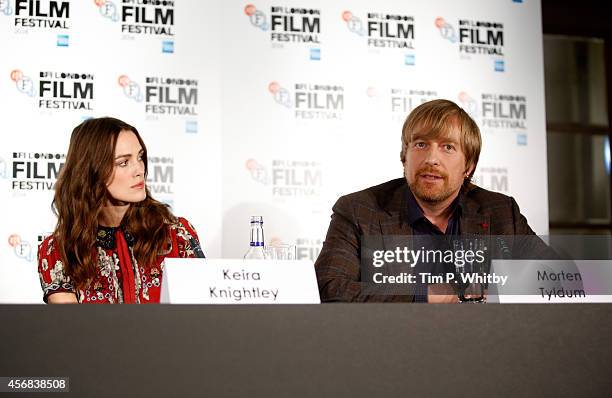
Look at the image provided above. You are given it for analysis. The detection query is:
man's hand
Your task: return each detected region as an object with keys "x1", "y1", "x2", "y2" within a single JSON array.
[
  {"x1": 427, "y1": 284, "x2": 488, "y2": 303},
  {"x1": 427, "y1": 284, "x2": 459, "y2": 303}
]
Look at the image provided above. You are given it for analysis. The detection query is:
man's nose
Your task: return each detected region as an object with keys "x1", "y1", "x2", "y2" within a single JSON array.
[{"x1": 423, "y1": 145, "x2": 440, "y2": 166}]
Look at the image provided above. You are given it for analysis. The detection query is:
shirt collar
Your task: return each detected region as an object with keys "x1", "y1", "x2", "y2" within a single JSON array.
[{"x1": 96, "y1": 225, "x2": 136, "y2": 250}]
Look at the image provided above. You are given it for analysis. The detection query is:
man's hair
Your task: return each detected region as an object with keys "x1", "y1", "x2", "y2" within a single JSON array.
[{"x1": 400, "y1": 99, "x2": 482, "y2": 183}]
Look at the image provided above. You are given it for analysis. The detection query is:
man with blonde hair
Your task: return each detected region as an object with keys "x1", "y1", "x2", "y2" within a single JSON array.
[{"x1": 315, "y1": 99, "x2": 540, "y2": 303}]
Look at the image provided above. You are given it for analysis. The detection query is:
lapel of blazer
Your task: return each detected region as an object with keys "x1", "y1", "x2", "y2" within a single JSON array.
[
  {"x1": 460, "y1": 185, "x2": 491, "y2": 236},
  {"x1": 378, "y1": 182, "x2": 413, "y2": 236}
]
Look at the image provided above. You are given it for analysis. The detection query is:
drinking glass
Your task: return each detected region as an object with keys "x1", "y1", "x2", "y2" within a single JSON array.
[{"x1": 453, "y1": 238, "x2": 487, "y2": 303}]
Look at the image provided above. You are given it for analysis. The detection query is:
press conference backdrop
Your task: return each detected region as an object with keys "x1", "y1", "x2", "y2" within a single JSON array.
[{"x1": 0, "y1": 0, "x2": 548, "y2": 303}]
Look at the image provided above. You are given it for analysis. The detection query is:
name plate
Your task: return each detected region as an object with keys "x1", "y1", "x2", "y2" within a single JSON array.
[
  {"x1": 160, "y1": 259, "x2": 321, "y2": 304},
  {"x1": 489, "y1": 260, "x2": 612, "y2": 303}
]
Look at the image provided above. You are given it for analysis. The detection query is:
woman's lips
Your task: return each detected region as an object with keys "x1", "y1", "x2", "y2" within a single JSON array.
[{"x1": 131, "y1": 182, "x2": 145, "y2": 189}]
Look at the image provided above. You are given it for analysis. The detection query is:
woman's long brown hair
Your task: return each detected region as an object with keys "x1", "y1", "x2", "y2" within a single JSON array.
[{"x1": 52, "y1": 117, "x2": 175, "y2": 289}]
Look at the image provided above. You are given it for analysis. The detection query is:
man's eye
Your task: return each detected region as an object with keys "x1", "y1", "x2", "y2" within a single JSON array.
[
  {"x1": 415, "y1": 142, "x2": 426, "y2": 148},
  {"x1": 444, "y1": 144, "x2": 455, "y2": 151}
]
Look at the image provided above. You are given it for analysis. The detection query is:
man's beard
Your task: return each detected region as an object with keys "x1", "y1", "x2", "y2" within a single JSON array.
[{"x1": 407, "y1": 167, "x2": 455, "y2": 204}]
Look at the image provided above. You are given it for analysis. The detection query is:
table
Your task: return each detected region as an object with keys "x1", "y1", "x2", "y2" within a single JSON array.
[{"x1": 1, "y1": 304, "x2": 610, "y2": 397}]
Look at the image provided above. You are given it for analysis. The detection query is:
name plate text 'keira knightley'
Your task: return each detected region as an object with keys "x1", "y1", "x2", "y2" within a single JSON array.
[{"x1": 161, "y1": 259, "x2": 320, "y2": 304}]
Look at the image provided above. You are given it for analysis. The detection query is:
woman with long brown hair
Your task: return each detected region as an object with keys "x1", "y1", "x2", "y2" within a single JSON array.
[{"x1": 37, "y1": 117, "x2": 204, "y2": 303}]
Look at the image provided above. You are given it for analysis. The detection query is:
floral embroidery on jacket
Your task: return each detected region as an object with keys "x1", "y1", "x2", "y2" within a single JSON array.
[{"x1": 37, "y1": 217, "x2": 204, "y2": 304}]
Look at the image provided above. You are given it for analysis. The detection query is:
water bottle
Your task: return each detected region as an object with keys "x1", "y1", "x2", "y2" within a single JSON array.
[{"x1": 244, "y1": 216, "x2": 266, "y2": 259}]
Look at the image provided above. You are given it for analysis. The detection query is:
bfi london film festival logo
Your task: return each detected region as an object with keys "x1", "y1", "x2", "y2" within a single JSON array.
[
  {"x1": 481, "y1": 93, "x2": 528, "y2": 145},
  {"x1": 268, "y1": 236, "x2": 322, "y2": 261},
  {"x1": 435, "y1": 17, "x2": 505, "y2": 71},
  {"x1": 472, "y1": 167, "x2": 509, "y2": 193},
  {"x1": 386, "y1": 88, "x2": 437, "y2": 121},
  {"x1": 10, "y1": 69, "x2": 94, "y2": 111},
  {"x1": 4, "y1": 0, "x2": 70, "y2": 46},
  {"x1": 8, "y1": 233, "x2": 47, "y2": 263},
  {"x1": 245, "y1": 158, "x2": 322, "y2": 197},
  {"x1": 244, "y1": 4, "x2": 321, "y2": 60},
  {"x1": 458, "y1": 91, "x2": 479, "y2": 120},
  {"x1": 118, "y1": 74, "x2": 198, "y2": 132},
  {"x1": 295, "y1": 237, "x2": 322, "y2": 261},
  {"x1": 268, "y1": 81, "x2": 344, "y2": 120},
  {"x1": 10, "y1": 151, "x2": 65, "y2": 192},
  {"x1": 342, "y1": 10, "x2": 415, "y2": 65},
  {"x1": 365, "y1": 86, "x2": 438, "y2": 122},
  {"x1": 460, "y1": 92, "x2": 527, "y2": 146},
  {"x1": 94, "y1": 0, "x2": 174, "y2": 53},
  {"x1": 146, "y1": 155, "x2": 174, "y2": 205}
]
